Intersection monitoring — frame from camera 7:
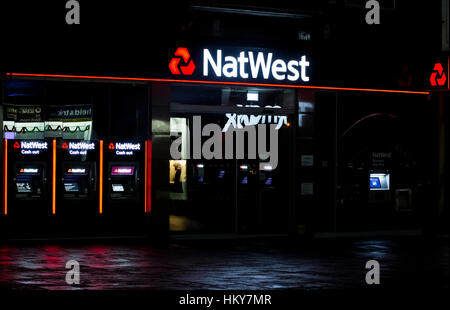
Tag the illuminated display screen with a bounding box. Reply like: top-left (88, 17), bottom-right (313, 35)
top-left (370, 177), bottom-right (381, 188)
top-left (241, 176), bottom-right (248, 184)
top-left (18, 167), bottom-right (40, 174)
top-left (112, 184), bottom-right (125, 192)
top-left (369, 173), bottom-right (390, 191)
top-left (66, 168), bottom-right (87, 175)
top-left (218, 169), bottom-right (225, 179)
top-left (262, 165), bottom-right (273, 171)
top-left (64, 183), bottom-right (80, 193)
top-left (16, 182), bottom-right (32, 193)
top-left (111, 166), bottom-right (135, 176)
top-left (265, 177), bottom-right (273, 186)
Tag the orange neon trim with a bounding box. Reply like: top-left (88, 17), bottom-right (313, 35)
top-left (99, 140), bottom-right (103, 214)
top-left (6, 73), bottom-right (430, 95)
top-left (3, 140), bottom-right (8, 215)
top-left (144, 140), bottom-right (148, 213)
top-left (147, 140), bottom-right (152, 213)
top-left (52, 139), bottom-right (56, 214)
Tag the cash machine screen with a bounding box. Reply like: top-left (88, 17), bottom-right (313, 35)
top-left (16, 182), bottom-right (32, 193)
top-left (369, 173), bottom-right (390, 191)
top-left (64, 183), bottom-right (80, 193)
top-left (15, 165), bottom-right (44, 198)
top-left (112, 184), bottom-right (125, 192)
top-left (109, 165), bottom-right (138, 199)
top-left (239, 165), bottom-right (249, 184)
top-left (62, 165), bottom-right (91, 195)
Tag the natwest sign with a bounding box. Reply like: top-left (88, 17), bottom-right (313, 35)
top-left (169, 46), bottom-right (312, 83)
top-left (68, 141), bottom-right (95, 150)
top-left (20, 141), bottom-right (48, 150)
top-left (115, 142), bottom-right (141, 151)
top-left (13, 140), bottom-right (48, 155)
top-left (203, 49), bottom-right (310, 82)
top-left (108, 142), bottom-right (142, 156)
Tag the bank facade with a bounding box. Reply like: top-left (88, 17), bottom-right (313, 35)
top-left (0, 2), bottom-right (447, 239)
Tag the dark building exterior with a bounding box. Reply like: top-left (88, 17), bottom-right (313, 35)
top-left (0, 1), bottom-right (448, 240)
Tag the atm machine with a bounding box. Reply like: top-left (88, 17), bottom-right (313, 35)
top-left (56, 140), bottom-right (99, 216)
top-left (259, 163), bottom-right (280, 232)
top-left (5, 140), bottom-right (51, 216)
top-left (236, 161), bottom-right (259, 233)
top-left (104, 141), bottom-right (145, 218)
top-left (3, 139), bottom-right (52, 238)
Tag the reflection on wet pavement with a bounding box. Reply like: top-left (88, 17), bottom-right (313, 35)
top-left (0, 238), bottom-right (448, 290)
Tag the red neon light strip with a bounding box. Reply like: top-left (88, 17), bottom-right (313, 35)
top-left (99, 140), bottom-right (103, 214)
top-left (6, 73), bottom-right (430, 95)
top-left (3, 140), bottom-right (7, 215)
top-left (52, 139), bottom-right (56, 214)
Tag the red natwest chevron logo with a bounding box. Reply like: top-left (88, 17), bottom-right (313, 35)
top-left (169, 47), bottom-right (195, 75)
top-left (430, 63), bottom-right (447, 86)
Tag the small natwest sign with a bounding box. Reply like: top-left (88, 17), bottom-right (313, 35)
top-left (428, 57), bottom-right (449, 89)
top-left (430, 63), bottom-right (447, 86)
top-left (108, 142), bottom-right (141, 156)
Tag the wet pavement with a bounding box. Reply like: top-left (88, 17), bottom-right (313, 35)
top-left (0, 237), bottom-right (448, 290)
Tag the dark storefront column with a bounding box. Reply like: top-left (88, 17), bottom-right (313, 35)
top-left (150, 83), bottom-right (171, 240)
top-left (314, 91), bottom-right (338, 233)
top-left (438, 92), bottom-right (448, 234)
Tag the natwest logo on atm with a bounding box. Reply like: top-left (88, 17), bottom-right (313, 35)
top-left (109, 142), bottom-right (141, 156)
top-left (63, 141), bottom-right (96, 155)
top-left (14, 140), bottom-right (48, 155)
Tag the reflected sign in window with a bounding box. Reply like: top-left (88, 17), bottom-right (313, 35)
top-left (369, 173), bottom-right (390, 191)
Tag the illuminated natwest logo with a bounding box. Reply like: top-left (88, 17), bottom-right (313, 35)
top-left (68, 168), bottom-right (86, 174)
top-left (115, 142), bottom-right (141, 151)
top-left (430, 63), bottom-right (447, 86)
top-left (68, 141), bottom-right (95, 150)
top-left (169, 47), bottom-right (311, 82)
top-left (169, 47), bottom-right (196, 75)
top-left (21, 141), bottom-right (48, 150)
top-left (203, 49), bottom-right (310, 82)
